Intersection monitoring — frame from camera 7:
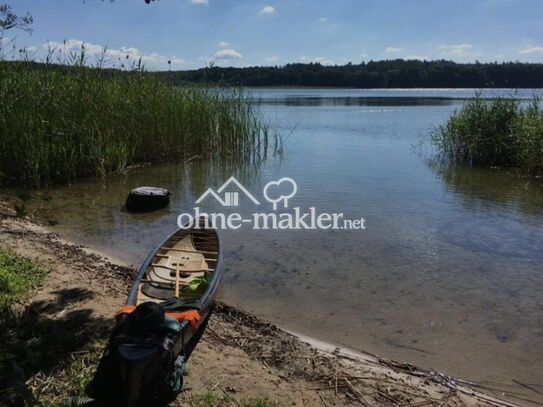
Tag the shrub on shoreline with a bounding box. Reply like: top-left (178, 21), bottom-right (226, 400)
top-left (0, 60), bottom-right (272, 187)
top-left (430, 94), bottom-right (543, 175)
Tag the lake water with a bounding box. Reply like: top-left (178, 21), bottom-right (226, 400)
top-left (16, 88), bottom-right (543, 402)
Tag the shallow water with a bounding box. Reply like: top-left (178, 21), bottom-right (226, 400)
top-left (11, 88), bottom-right (543, 400)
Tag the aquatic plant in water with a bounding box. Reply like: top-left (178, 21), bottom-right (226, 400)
top-left (431, 93), bottom-right (543, 175)
top-left (0, 45), bottom-right (277, 187)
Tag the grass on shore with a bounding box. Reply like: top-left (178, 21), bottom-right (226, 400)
top-left (0, 246), bottom-right (281, 406)
top-left (430, 94), bottom-right (543, 175)
top-left (0, 55), bottom-right (273, 187)
top-left (0, 247), bottom-right (46, 309)
top-left (0, 247), bottom-right (48, 405)
top-left (192, 391), bottom-right (281, 407)
top-left (0, 246), bottom-right (104, 406)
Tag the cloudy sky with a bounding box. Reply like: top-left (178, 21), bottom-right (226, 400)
top-left (5, 0), bottom-right (543, 70)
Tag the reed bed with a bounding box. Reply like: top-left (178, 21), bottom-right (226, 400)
top-left (0, 58), bottom-right (272, 187)
top-left (431, 94), bottom-right (543, 175)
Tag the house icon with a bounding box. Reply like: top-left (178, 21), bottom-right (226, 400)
top-left (195, 176), bottom-right (260, 207)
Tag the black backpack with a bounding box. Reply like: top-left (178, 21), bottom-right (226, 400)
top-left (87, 303), bottom-right (184, 407)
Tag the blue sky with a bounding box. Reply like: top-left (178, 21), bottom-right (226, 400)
top-left (4, 0), bottom-right (543, 70)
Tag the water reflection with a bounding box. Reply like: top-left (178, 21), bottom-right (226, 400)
top-left (429, 159), bottom-right (543, 216)
top-left (255, 96), bottom-right (464, 107)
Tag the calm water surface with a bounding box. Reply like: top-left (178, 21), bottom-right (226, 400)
top-left (16, 89), bottom-right (543, 401)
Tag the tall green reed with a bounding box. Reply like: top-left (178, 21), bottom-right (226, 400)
top-left (0, 46), bottom-right (275, 187)
top-left (430, 93), bottom-right (543, 175)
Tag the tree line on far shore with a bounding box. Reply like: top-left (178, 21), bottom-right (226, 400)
top-left (159, 59), bottom-right (543, 88)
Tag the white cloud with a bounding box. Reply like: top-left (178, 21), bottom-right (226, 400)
top-left (41, 38), bottom-right (183, 67)
top-left (189, 0), bottom-right (208, 4)
top-left (519, 46), bottom-right (543, 54)
top-left (259, 6), bottom-right (276, 14)
top-left (213, 48), bottom-right (242, 59)
top-left (438, 44), bottom-right (473, 56)
top-left (495, 53), bottom-right (506, 59)
top-left (318, 17), bottom-right (328, 23)
top-left (169, 57), bottom-right (186, 64)
top-left (265, 56), bottom-right (278, 62)
top-left (298, 55), bottom-right (334, 65)
top-left (385, 46), bottom-right (403, 53)
top-left (404, 55), bottom-right (428, 61)
top-left (360, 53), bottom-right (369, 58)
top-left (44, 39), bottom-right (101, 55)
top-left (218, 41), bottom-right (230, 47)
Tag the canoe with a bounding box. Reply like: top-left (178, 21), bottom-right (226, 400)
top-left (87, 217), bottom-right (222, 406)
top-left (125, 216), bottom-right (223, 358)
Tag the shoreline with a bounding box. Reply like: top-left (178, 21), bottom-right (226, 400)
top-left (0, 213), bottom-right (530, 406)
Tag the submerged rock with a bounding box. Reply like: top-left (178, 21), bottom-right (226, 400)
top-left (125, 186), bottom-right (171, 212)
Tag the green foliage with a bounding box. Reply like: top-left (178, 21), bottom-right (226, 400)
top-left (0, 4), bottom-right (33, 32)
top-left (191, 392), bottom-right (281, 407)
top-left (0, 251), bottom-right (104, 405)
top-left (240, 397), bottom-right (282, 407)
top-left (431, 95), bottom-right (543, 174)
top-left (187, 274), bottom-right (210, 293)
top-left (0, 59), bottom-right (272, 187)
top-left (160, 60), bottom-right (543, 88)
top-left (513, 99), bottom-right (543, 174)
top-left (193, 391), bottom-right (222, 407)
top-left (35, 341), bottom-right (105, 406)
top-left (1, 317), bottom-right (105, 406)
top-left (0, 248), bottom-right (48, 404)
top-left (0, 247), bottom-right (46, 309)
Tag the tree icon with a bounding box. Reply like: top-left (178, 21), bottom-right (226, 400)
top-left (263, 178), bottom-right (297, 210)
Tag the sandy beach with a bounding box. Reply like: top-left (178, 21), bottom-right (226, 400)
top-left (0, 205), bottom-right (529, 407)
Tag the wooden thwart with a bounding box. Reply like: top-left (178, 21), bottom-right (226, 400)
top-left (151, 263), bottom-right (214, 273)
top-left (140, 278), bottom-right (189, 287)
top-left (155, 253), bottom-right (217, 262)
top-left (160, 247), bottom-right (218, 255)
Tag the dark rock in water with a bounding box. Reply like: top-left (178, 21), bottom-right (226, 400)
top-left (125, 186), bottom-right (171, 212)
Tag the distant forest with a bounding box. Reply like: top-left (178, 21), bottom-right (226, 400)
top-left (159, 60), bottom-right (543, 88)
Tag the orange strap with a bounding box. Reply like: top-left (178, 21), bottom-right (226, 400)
top-left (116, 305), bottom-right (201, 331)
top-left (164, 310), bottom-right (201, 331)
top-left (116, 305), bottom-right (136, 319)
